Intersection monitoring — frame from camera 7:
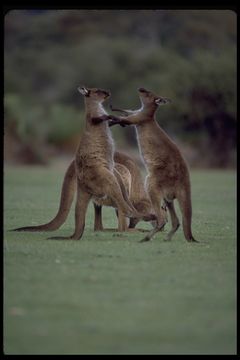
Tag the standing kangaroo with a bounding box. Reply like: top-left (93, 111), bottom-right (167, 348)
top-left (13, 152), bottom-right (150, 233)
top-left (109, 87), bottom-right (197, 243)
top-left (13, 87), bottom-right (154, 240)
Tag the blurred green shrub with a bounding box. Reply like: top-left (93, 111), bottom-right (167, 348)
top-left (5, 94), bottom-right (84, 145)
top-left (46, 104), bottom-right (84, 145)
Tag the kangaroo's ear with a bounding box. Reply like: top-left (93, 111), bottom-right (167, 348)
top-left (77, 86), bottom-right (90, 96)
top-left (155, 97), bottom-right (172, 106)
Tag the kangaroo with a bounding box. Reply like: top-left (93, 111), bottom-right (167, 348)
top-left (109, 87), bottom-right (197, 243)
top-left (12, 154), bottom-right (146, 233)
top-left (94, 151), bottom-right (164, 232)
top-left (13, 86), bottom-right (155, 240)
top-left (113, 151), bottom-right (156, 229)
top-left (93, 162), bottom-right (131, 231)
top-left (12, 158), bottom-right (132, 233)
top-left (12, 154), bottom-right (155, 234)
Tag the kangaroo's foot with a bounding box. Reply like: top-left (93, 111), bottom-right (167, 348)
top-left (47, 235), bottom-right (79, 240)
top-left (187, 236), bottom-right (199, 243)
top-left (95, 228), bottom-right (149, 233)
top-left (139, 222), bottom-right (166, 243)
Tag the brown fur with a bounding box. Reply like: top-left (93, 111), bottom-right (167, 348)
top-left (93, 162), bottom-right (131, 231)
top-left (94, 151), bottom-right (163, 232)
top-left (110, 87), bottom-right (197, 242)
top-left (13, 87), bottom-right (155, 240)
top-left (113, 151), bottom-right (153, 228)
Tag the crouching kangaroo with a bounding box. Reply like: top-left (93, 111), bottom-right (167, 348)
top-left (93, 161), bottom-right (131, 231)
top-left (113, 151), bottom-right (167, 230)
top-left (109, 87), bottom-right (197, 243)
top-left (94, 151), bottom-right (165, 232)
top-left (13, 86), bottom-right (155, 240)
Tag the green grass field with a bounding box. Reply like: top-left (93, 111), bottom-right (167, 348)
top-left (4, 165), bottom-right (236, 355)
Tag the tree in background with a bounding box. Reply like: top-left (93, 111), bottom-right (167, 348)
top-left (4, 9), bottom-right (236, 167)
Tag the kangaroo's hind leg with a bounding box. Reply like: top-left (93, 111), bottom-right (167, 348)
top-left (113, 168), bottom-right (136, 213)
top-left (94, 204), bottom-right (104, 231)
top-left (98, 169), bottom-right (140, 219)
top-left (117, 210), bottom-right (128, 231)
top-left (140, 185), bottom-right (166, 242)
top-left (164, 199), bottom-right (180, 241)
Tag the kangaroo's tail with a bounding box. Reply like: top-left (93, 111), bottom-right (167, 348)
top-left (12, 160), bottom-right (77, 232)
top-left (177, 185), bottom-right (198, 242)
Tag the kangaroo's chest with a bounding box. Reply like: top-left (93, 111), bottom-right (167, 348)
top-left (137, 135), bottom-right (160, 169)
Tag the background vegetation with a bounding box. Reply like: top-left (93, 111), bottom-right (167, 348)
top-left (4, 9), bottom-right (237, 167)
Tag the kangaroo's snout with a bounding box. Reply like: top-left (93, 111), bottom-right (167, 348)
top-left (138, 87), bottom-right (147, 93)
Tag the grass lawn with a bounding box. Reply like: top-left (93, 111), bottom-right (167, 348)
top-left (3, 165), bottom-right (237, 355)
